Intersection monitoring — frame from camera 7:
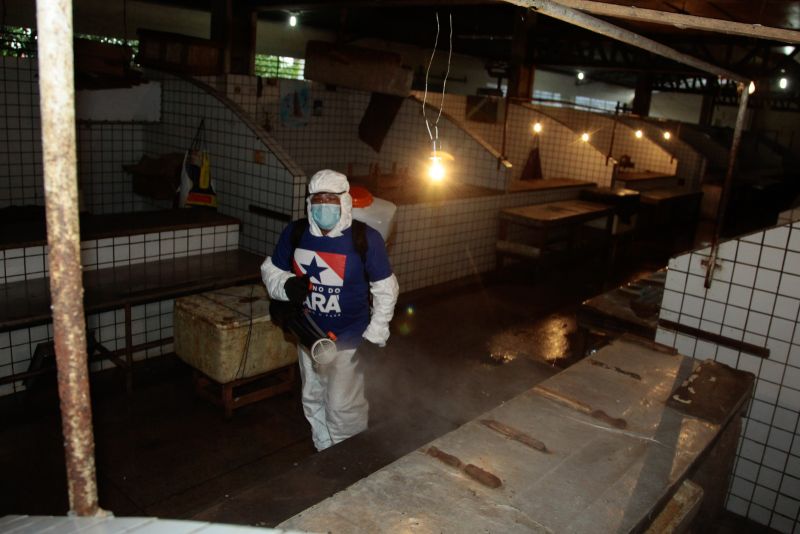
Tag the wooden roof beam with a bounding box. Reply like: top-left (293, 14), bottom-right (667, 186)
top-left (549, 0), bottom-right (800, 44)
top-left (503, 0), bottom-right (749, 82)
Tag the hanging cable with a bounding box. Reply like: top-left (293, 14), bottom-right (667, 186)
top-left (421, 13), bottom-right (441, 144)
top-left (421, 11), bottom-right (453, 158)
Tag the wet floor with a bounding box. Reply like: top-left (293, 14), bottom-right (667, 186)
top-left (1, 259), bottom-right (624, 525)
top-left (7, 249), bottom-right (751, 528)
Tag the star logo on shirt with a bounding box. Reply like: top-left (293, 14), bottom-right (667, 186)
top-left (301, 256), bottom-right (328, 283)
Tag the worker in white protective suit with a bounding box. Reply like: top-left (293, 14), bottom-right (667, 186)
top-left (261, 170), bottom-right (399, 451)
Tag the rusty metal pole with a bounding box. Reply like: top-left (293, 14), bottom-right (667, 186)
top-left (704, 82), bottom-right (750, 287)
top-left (36, 0), bottom-right (101, 516)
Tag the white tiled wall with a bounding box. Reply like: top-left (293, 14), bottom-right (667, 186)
top-left (0, 299), bottom-right (175, 398)
top-left (0, 221), bottom-right (238, 396)
top-left (390, 186), bottom-right (585, 293)
top-left (0, 57), bottom-right (153, 213)
top-left (0, 57), bottom-right (42, 207)
top-left (227, 79), bottom-right (509, 191)
top-left (619, 117), bottom-right (707, 189)
top-left (0, 224), bottom-right (238, 285)
top-left (656, 221), bottom-right (800, 532)
top-left (416, 93), bottom-right (614, 185)
top-left (142, 71), bottom-right (307, 258)
top-left (77, 123), bottom-right (149, 214)
top-left (535, 105), bottom-right (677, 177)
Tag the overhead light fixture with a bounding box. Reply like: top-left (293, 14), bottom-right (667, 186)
top-left (577, 71), bottom-right (585, 81)
top-left (784, 46), bottom-right (795, 56)
top-left (634, 129), bottom-right (644, 139)
top-left (428, 156), bottom-right (445, 182)
top-left (532, 122), bottom-right (542, 134)
top-left (780, 77), bottom-right (789, 90)
top-left (289, 14), bottom-right (298, 27)
top-left (581, 132), bottom-right (590, 142)
top-left (748, 81), bottom-right (756, 95)
top-left (426, 150), bottom-right (454, 183)
top-left (663, 131), bottom-right (671, 140)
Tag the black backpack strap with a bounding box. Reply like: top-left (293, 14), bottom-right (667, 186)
top-left (351, 219), bottom-right (369, 267)
top-left (290, 218), bottom-right (309, 254)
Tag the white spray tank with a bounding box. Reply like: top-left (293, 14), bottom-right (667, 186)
top-left (350, 186), bottom-right (397, 242)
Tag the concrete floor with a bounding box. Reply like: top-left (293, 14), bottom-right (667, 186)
top-left (0, 250), bottom-right (776, 533)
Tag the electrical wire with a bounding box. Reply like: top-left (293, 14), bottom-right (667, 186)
top-left (234, 285), bottom-right (256, 380)
top-left (421, 12), bottom-right (441, 143)
top-left (198, 287), bottom-right (256, 381)
top-left (421, 12), bottom-right (453, 153)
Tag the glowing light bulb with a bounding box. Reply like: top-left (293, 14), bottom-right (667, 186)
top-left (780, 77), bottom-right (788, 90)
top-left (748, 81), bottom-right (756, 95)
top-left (634, 129), bottom-right (643, 139)
top-left (581, 132), bottom-right (590, 142)
top-left (577, 71), bottom-right (585, 81)
top-left (663, 131), bottom-right (671, 140)
top-left (428, 157), bottom-right (445, 182)
top-left (289, 14), bottom-right (297, 27)
top-left (532, 122), bottom-right (542, 134)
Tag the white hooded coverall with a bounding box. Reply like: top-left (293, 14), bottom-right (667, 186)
top-left (261, 170), bottom-right (399, 451)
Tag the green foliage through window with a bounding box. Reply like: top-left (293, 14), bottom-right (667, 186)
top-left (1, 26), bottom-right (138, 60)
top-left (255, 55), bottom-right (304, 80)
top-left (1, 26), bottom-right (36, 57)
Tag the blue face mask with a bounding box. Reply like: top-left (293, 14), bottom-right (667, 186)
top-left (310, 204), bottom-right (341, 230)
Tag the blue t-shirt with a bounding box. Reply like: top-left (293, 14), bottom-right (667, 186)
top-left (271, 222), bottom-right (393, 349)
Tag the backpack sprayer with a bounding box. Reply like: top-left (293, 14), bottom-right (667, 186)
top-left (269, 299), bottom-right (338, 366)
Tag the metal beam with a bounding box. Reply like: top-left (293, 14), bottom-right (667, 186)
top-left (503, 0), bottom-right (749, 83)
top-left (706, 82), bottom-right (750, 288)
top-left (36, 0), bottom-right (101, 518)
top-left (551, 0), bottom-right (800, 44)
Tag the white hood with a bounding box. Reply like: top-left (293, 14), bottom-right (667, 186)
top-left (306, 169), bottom-right (353, 238)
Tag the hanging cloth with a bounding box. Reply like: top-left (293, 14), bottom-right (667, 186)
top-left (180, 119), bottom-right (218, 208)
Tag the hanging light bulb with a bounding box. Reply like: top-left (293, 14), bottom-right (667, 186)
top-left (581, 132), bottom-right (590, 142)
top-left (428, 155), bottom-right (445, 182)
top-left (780, 77), bottom-right (789, 90)
top-left (663, 131), bottom-right (672, 140)
top-left (577, 71), bottom-right (585, 81)
top-left (748, 81), bottom-right (756, 95)
top-left (634, 129), bottom-right (644, 139)
top-left (532, 122), bottom-right (542, 134)
top-left (289, 14), bottom-right (298, 27)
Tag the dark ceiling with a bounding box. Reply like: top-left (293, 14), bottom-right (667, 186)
top-left (147, 0), bottom-right (800, 96)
